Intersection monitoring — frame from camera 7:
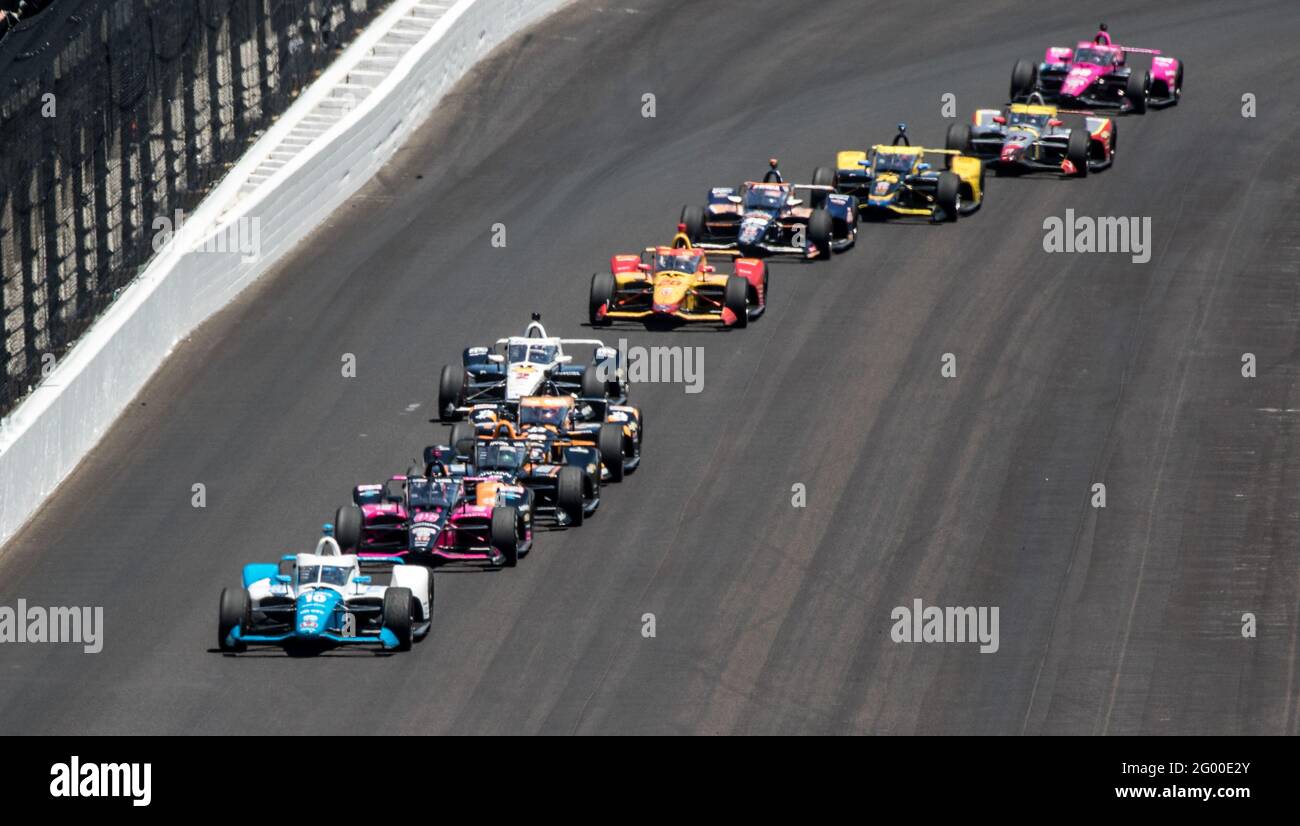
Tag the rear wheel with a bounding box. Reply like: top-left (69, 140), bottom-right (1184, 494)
top-left (557, 466), bottom-right (585, 526)
top-left (589, 271), bottom-right (615, 326)
top-left (1010, 59), bottom-right (1037, 100)
top-left (680, 205), bottom-right (705, 242)
top-left (449, 422), bottom-right (476, 460)
top-left (218, 588), bottom-right (250, 653)
top-left (491, 506), bottom-right (520, 567)
top-left (382, 587), bottom-right (413, 650)
top-left (581, 365), bottom-right (607, 401)
top-left (1126, 71), bottom-right (1148, 114)
top-left (335, 504), bottom-right (363, 551)
top-left (599, 422), bottom-right (625, 483)
top-left (935, 172), bottom-right (960, 222)
top-left (808, 208), bottom-right (833, 258)
top-left (438, 365), bottom-right (465, 421)
top-left (945, 123), bottom-right (972, 155)
top-left (1066, 129), bottom-right (1089, 177)
top-left (810, 166), bottom-right (835, 207)
top-left (724, 275), bottom-right (748, 328)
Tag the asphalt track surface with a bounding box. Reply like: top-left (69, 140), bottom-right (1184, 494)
top-left (1, 0), bottom-right (1299, 735)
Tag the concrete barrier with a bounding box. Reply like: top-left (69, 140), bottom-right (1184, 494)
top-left (0, 0), bottom-right (574, 546)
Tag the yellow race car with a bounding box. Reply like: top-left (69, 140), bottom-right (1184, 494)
top-left (825, 123), bottom-right (984, 222)
top-left (589, 228), bottom-right (767, 329)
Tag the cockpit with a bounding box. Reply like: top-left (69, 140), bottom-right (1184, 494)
top-left (507, 342), bottom-right (559, 365)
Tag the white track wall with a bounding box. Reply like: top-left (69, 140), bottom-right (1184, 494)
top-left (0, 0), bottom-right (573, 546)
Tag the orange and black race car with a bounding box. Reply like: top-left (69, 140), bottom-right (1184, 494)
top-left (588, 228), bottom-right (766, 329)
top-left (447, 395), bottom-right (638, 527)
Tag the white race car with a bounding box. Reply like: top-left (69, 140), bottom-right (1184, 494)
top-left (217, 531), bottom-right (433, 653)
top-left (437, 314), bottom-right (627, 420)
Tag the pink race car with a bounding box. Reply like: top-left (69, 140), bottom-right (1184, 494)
top-left (334, 467), bottom-right (533, 568)
top-left (1010, 23), bottom-right (1183, 114)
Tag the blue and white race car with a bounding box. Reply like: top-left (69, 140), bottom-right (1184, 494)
top-left (217, 528), bottom-right (433, 653)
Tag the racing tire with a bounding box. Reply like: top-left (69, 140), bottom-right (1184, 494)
top-left (935, 172), bottom-right (960, 223)
top-left (680, 205), bottom-right (706, 243)
top-left (334, 504), bottom-right (363, 551)
top-left (1066, 129), bottom-right (1089, 178)
top-left (382, 587), bottom-right (413, 651)
top-left (810, 166), bottom-right (835, 208)
top-left (449, 422), bottom-right (477, 460)
top-left (491, 506), bottom-right (520, 568)
top-left (598, 422), bottom-right (625, 483)
top-left (589, 271), bottom-right (615, 327)
top-left (1126, 71), bottom-right (1149, 114)
top-left (218, 587), bottom-right (250, 653)
top-left (557, 466), bottom-right (586, 527)
top-left (1010, 59), bottom-right (1037, 100)
top-left (808, 208), bottom-right (833, 258)
top-left (724, 275), bottom-right (749, 328)
top-left (1174, 64), bottom-right (1183, 104)
top-left (945, 123), bottom-right (972, 156)
top-left (581, 365), bottom-right (607, 401)
top-left (438, 364), bottom-right (465, 422)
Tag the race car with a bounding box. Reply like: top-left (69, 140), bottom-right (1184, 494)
top-left (452, 395), bottom-right (629, 526)
top-left (437, 315), bottom-right (626, 421)
top-left (461, 392), bottom-right (642, 480)
top-left (681, 158), bottom-right (857, 259)
top-left (590, 228), bottom-right (766, 329)
top-left (217, 527), bottom-right (433, 653)
top-left (334, 470), bottom-right (532, 568)
top-left (1010, 24), bottom-right (1183, 114)
top-left (947, 97), bottom-right (1116, 177)
top-left (830, 124), bottom-right (984, 221)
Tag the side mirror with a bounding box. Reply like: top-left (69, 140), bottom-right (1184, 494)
top-left (917, 163), bottom-right (931, 172)
top-left (557, 355), bottom-right (572, 364)
top-left (487, 354), bottom-right (505, 363)
top-left (275, 574), bottom-right (292, 584)
top-left (727, 195), bottom-right (742, 204)
top-left (993, 115), bottom-right (1007, 124)
top-left (354, 575), bottom-right (371, 585)
top-left (1048, 118), bottom-right (1063, 127)
top-left (637, 263), bottom-right (651, 272)
top-left (703, 265), bottom-right (715, 273)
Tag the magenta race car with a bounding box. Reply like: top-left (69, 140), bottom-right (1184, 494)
top-left (1010, 23), bottom-right (1183, 114)
top-left (334, 468), bottom-right (533, 568)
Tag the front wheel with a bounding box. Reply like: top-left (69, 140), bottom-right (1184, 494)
top-left (491, 506), bottom-right (520, 567)
top-left (1126, 71), bottom-right (1149, 114)
top-left (382, 587), bottom-right (413, 650)
top-left (724, 275), bottom-right (748, 328)
top-left (808, 208), bottom-right (833, 258)
top-left (438, 364), bottom-right (465, 421)
top-left (599, 422), bottom-right (625, 483)
top-left (935, 172), bottom-right (960, 222)
top-left (1066, 129), bottom-right (1089, 177)
top-left (218, 588), bottom-right (250, 652)
top-left (589, 271), bottom-right (615, 326)
top-left (556, 466), bottom-right (586, 527)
